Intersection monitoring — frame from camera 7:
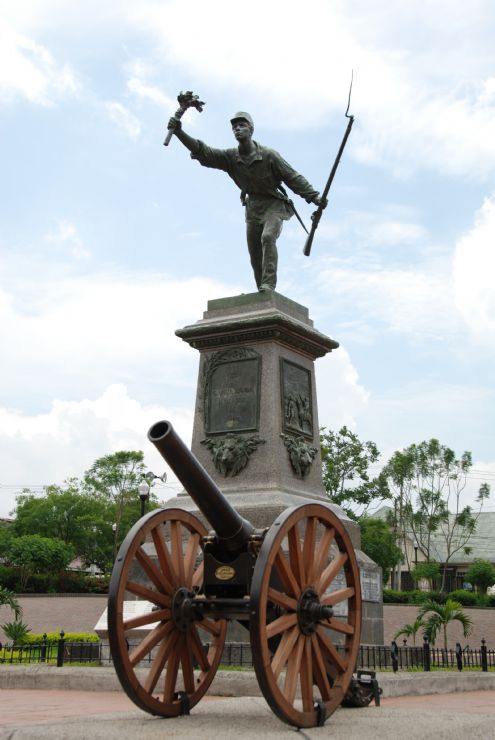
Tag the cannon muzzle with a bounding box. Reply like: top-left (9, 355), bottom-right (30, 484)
top-left (148, 420), bottom-right (254, 553)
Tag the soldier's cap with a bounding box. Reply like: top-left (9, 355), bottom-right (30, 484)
top-left (230, 111), bottom-right (254, 128)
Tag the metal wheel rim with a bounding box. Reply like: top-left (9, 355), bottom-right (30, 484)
top-left (250, 503), bottom-right (361, 728)
top-left (108, 508), bottom-right (226, 716)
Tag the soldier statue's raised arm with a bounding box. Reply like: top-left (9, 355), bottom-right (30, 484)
top-left (167, 112), bottom-right (326, 292)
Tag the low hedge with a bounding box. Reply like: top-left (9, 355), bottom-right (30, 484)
top-left (22, 631), bottom-right (100, 645)
top-left (0, 567), bottom-right (109, 594)
top-left (383, 588), bottom-right (493, 606)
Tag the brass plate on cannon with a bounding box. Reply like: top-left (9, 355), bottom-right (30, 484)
top-left (215, 565), bottom-right (236, 581)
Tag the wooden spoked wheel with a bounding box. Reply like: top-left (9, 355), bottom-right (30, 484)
top-left (250, 503), bottom-right (361, 728)
top-left (108, 508), bottom-right (226, 717)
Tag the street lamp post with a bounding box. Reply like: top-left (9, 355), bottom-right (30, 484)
top-left (138, 471), bottom-right (167, 519)
top-left (112, 522), bottom-right (117, 561)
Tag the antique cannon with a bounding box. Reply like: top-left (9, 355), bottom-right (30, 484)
top-left (108, 420), bottom-right (362, 728)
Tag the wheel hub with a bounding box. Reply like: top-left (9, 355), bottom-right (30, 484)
top-left (297, 587), bottom-right (334, 635)
top-left (172, 587), bottom-right (196, 632)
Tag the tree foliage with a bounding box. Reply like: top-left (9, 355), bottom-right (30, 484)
top-left (464, 559), bottom-right (495, 593)
top-left (12, 450), bottom-right (162, 574)
top-left (417, 598), bottom-right (473, 650)
top-left (411, 561), bottom-right (441, 590)
top-left (6, 535), bottom-right (74, 590)
top-left (320, 426), bottom-right (389, 519)
top-left (0, 586), bottom-right (22, 620)
top-left (359, 518), bottom-right (402, 584)
top-left (382, 439), bottom-right (490, 591)
top-left (393, 615), bottom-right (425, 646)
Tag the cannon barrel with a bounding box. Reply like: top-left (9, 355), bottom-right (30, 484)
top-left (148, 420), bottom-right (254, 553)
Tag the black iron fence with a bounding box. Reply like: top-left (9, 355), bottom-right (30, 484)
top-left (1, 632), bottom-right (494, 672)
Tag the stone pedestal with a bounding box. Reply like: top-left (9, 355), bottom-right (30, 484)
top-left (165, 290), bottom-right (383, 645)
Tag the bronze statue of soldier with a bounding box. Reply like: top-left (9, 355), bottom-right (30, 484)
top-left (167, 111), bottom-right (326, 292)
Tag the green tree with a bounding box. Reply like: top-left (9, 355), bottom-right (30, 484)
top-left (13, 481), bottom-right (114, 574)
top-left (84, 450), bottom-right (160, 555)
top-left (0, 586), bottom-right (22, 620)
top-left (6, 535), bottom-right (74, 590)
top-left (382, 439), bottom-right (490, 592)
top-left (464, 559), bottom-right (495, 593)
top-left (418, 598), bottom-right (473, 651)
top-left (320, 427), bottom-right (389, 519)
top-left (359, 517), bottom-right (402, 584)
top-left (393, 616), bottom-right (425, 646)
top-left (411, 561), bottom-right (441, 591)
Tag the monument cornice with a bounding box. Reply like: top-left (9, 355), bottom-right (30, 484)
top-left (176, 311), bottom-right (338, 360)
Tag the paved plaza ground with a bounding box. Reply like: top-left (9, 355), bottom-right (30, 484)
top-left (0, 690), bottom-right (494, 739)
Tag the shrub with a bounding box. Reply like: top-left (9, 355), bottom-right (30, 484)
top-left (448, 589), bottom-right (478, 606)
top-left (2, 620), bottom-right (31, 644)
top-left (383, 589), bottom-right (410, 603)
top-left (23, 631), bottom-right (100, 645)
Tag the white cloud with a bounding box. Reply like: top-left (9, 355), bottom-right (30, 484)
top-left (0, 264), bottom-right (238, 414)
top-left (0, 18), bottom-right (78, 105)
top-left (453, 194), bottom-right (495, 340)
top-left (3, 2), bottom-right (495, 176)
top-left (0, 384), bottom-right (191, 517)
top-left (104, 101), bottom-right (142, 140)
top-left (126, 0), bottom-right (495, 179)
top-left (44, 221), bottom-right (90, 259)
top-left (316, 347), bottom-right (369, 430)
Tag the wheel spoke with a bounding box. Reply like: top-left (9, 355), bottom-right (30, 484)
top-left (170, 521), bottom-right (185, 584)
top-left (184, 533), bottom-right (201, 587)
top-left (266, 612), bottom-right (298, 640)
top-left (308, 526), bottom-right (335, 587)
top-left (288, 524), bottom-right (305, 589)
top-left (320, 618), bottom-right (355, 635)
top-left (129, 621), bottom-right (174, 667)
top-left (190, 625), bottom-right (211, 673)
top-left (181, 635), bottom-right (195, 694)
top-left (283, 633), bottom-right (305, 704)
top-left (270, 624), bottom-right (300, 679)
top-left (275, 551), bottom-right (301, 599)
top-left (151, 527), bottom-right (178, 585)
top-left (299, 636), bottom-right (314, 713)
top-left (123, 607), bottom-right (170, 631)
top-left (302, 516), bottom-right (317, 584)
top-left (163, 634), bottom-right (182, 703)
top-left (135, 546), bottom-right (174, 594)
top-left (197, 617), bottom-right (223, 637)
top-left (315, 626), bottom-right (347, 673)
top-left (267, 587), bottom-right (297, 612)
top-left (310, 633), bottom-right (332, 701)
top-left (125, 581), bottom-right (170, 607)
top-left (321, 586), bottom-right (354, 606)
top-left (192, 561), bottom-right (204, 589)
top-left (317, 552), bottom-right (348, 594)
top-left (143, 630), bottom-right (179, 694)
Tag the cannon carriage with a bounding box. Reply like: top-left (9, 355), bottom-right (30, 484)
top-left (108, 420), bottom-right (362, 729)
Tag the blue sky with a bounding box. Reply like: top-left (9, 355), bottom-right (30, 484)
top-left (1, 0), bottom-right (494, 517)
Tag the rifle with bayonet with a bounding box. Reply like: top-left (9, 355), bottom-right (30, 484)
top-left (303, 77), bottom-right (355, 257)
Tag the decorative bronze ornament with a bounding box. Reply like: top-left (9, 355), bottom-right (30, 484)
top-left (202, 433), bottom-right (265, 477)
top-left (281, 433), bottom-right (318, 479)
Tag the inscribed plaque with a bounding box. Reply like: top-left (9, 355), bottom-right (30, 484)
top-left (204, 348), bottom-right (261, 434)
